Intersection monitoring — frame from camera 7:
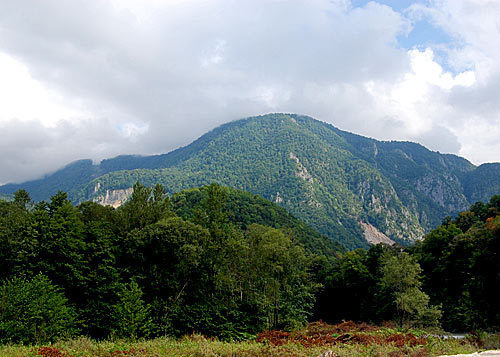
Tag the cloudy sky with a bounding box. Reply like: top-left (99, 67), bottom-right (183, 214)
top-left (0, 0), bottom-right (499, 184)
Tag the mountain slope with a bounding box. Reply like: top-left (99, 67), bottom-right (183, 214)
top-left (462, 163), bottom-right (500, 204)
top-left (1, 113), bottom-right (498, 249)
top-left (79, 114), bottom-right (426, 248)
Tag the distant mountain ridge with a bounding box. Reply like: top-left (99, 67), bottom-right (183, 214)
top-left (1, 113), bottom-right (499, 249)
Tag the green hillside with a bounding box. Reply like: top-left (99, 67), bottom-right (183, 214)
top-left (170, 185), bottom-right (344, 257)
top-left (78, 114), bottom-right (424, 249)
top-left (463, 163), bottom-right (500, 204)
top-left (1, 113), bottom-right (498, 249)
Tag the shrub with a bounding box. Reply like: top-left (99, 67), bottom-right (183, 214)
top-left (111, 280), bottom-right (153, 340)
top-left (0, 273), bottom-right (78, 344)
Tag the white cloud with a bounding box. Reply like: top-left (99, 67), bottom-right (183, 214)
top-left (0, 53), bottom-right (87, 126)
top-left (405, 0), bottom-right (500, 161)
top-left (363, 48), bottom-right (475, 138)
top-left (0, 0), bottom-right (499, 184)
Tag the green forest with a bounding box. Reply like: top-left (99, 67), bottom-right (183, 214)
top-left (3, 114), bottom-right (499, 252)
top-left (0, 183), bottom-right (499, 346)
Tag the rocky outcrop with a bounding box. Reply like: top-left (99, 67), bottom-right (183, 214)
top-left (290, 152), bottom-right (314, 183)
top-left (290, 151), bottom-right (321, 208)
top-left (416, 174), bottom-right (469, 213)
top-left (360, 221), bottom-right (395, 245)
top-left (94, 188), bottom-right (133, 208)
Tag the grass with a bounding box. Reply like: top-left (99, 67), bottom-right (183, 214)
top-left (0, 322), bottom-right (494, 357)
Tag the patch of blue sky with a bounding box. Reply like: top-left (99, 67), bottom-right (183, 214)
top-left (350, 0), bottom-right (422, 12)
top-left (397, 17), bottom-right (453, 49)
top-left (351, 1), bottom-right (459, 73)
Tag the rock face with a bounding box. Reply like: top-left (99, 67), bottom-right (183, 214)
top-left (94, 188), bottom-right (133, 208)
top-left (415, 174), bottom-right (469, 213)
top-left (290, 152), bottom-right (314, 183)
top-left (359, 221), bottom-right (395, 245)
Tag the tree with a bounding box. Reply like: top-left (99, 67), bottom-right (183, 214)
top-left (244, 224), bottom-right (315, 330)
top-left (13, 189), bottom-right (31, 211)
top-left (0, 274), bottom-right (77, 344)
top-left (120, 217), bottom-right (210, 336)
top-left (24, 191), bottom-right (86, 303)
top-left (112, 280), bottom-right (153, 340)
top-left (324, 249), bottom-right (374, 322)
top-left (380, 252), bottom-right (441, 327)
top-left (118, 182), bottom-right (172, 231)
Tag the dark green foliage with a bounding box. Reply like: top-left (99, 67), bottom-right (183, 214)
top-left (171, 185), bottom-right (344, 258)
top-left (121, 217), bottom-right (211, 336)
top-left (314, 244), bottom-right (397, 325)
top-left (0, 274), bottom-right (77, 344)
top-left (76, 201), bottom-right (122, 337)
top-left (0, 185), bottom-right (323, 342)
top-left (316, 197), bottom-right (499, 331)
top-left (411, 195), bottom-right (500, 331)
top-left (117, 182), bottom-right (173, 231)
top-left (13, 189), bottom-right (31, 210)
top-left (0, 183), bottom-right (498, 343)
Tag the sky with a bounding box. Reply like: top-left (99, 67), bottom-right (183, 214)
top-left (0, 0), bottom-right (499, 184)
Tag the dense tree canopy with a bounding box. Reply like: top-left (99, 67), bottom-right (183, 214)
top-left (0, 183), bottom-right (321, 342)
top-left (0, 185), bottom-right (498, 344)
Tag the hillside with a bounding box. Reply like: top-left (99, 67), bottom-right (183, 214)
top-left (170, 185), bottom-right (344, 257)
top-left (1, 113), bottom-right (498, 249)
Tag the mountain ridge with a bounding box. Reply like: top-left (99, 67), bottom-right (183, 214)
top-left (1, 113), bottom-right (499, 249)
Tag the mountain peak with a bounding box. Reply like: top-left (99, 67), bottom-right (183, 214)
top-left (1, 113), bottom-right (498, 250)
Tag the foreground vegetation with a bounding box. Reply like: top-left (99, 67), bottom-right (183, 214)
top-left (3, 321), bottom-right (498, 357)
top-left (0, 183), bottom-right (498, 346)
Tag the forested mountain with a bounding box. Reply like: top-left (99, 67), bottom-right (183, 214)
top-left (1, 113), bottom-right (498, 249)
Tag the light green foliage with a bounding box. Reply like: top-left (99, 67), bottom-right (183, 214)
top-left (380, 252), bottom-right (441, 327)
top-left (171, 185), bottom-right (343, 258)
top-left (117, 182), bottom-right (172, 231)
top-left (0, 273), bottom-right (77, 344)
top-left (112, 280), bottom-right (153, 340)
top-left (3, 114), bottom-right (495, 250)
top-left (2, 114), bottom-right (497, 250)
top-left (244, 224), bottom-right (315, 330)
top-left (9, 113), bottom-right (487, 249)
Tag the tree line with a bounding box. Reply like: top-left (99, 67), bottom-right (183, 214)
top-left (0, 183), bottom-right (498, 344)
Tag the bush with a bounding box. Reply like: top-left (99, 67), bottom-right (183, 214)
top-left (111, 280), bottom-right (153, 340)
top-left (0, 273), bottom-right (78, 344)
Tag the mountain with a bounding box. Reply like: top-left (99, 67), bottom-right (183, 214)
top-left (1, 113), bottom-right (498, 249)
top-left (0, 193), bottom-right (12, 201)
